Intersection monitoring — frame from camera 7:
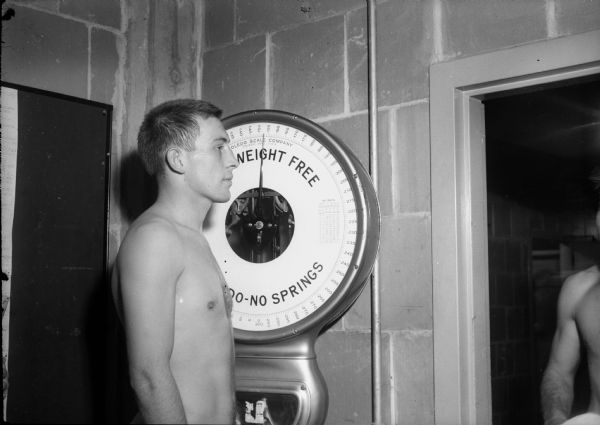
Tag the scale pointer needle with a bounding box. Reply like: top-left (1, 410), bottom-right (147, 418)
top-left (257, 134), bottom-right (265, 216)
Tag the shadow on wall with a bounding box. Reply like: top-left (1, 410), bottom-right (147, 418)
top-left (84, 274), bottom-right (137, 423)
top-left (118, 151), bottom-right (157, 222)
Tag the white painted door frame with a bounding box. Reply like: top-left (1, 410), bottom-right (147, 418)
top-left (430, 30), bottom-right (600, 425)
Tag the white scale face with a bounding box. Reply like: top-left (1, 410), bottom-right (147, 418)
top-left (204, 111), bottom-right (371, 340)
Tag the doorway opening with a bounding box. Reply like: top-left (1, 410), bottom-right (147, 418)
top-left (431, 30), bottom-right (600, 424)
top-left (484, 77), bottom-right (600, 425)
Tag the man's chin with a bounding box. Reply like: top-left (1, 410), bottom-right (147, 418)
top-left (214, 192), bottom-right (232, 204)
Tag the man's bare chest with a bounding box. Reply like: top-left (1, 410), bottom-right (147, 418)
top-left (175, 235), bottom-right (232, 316)
top-left (576, 284), bottom-right (600, 356)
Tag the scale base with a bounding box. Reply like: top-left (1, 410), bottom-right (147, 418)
top-left (235, 339), bottom-right (328, 425)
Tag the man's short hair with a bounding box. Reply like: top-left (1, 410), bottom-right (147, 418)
top-left (137, 99), bottom-right (223, 176)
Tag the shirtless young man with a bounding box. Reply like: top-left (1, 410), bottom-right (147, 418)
top-left (541, 172), bottom-right (600, 425)
top-left (111, 99), bottom-right (239, 424)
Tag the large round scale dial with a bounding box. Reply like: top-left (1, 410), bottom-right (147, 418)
top-left (204, 110), bottom-right (379, 343)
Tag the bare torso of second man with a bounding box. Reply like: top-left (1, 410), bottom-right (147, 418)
top-left (573, 266), bottom-right (600, 415)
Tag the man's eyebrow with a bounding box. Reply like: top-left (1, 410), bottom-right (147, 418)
top-left (212, 137), bottom-right (229, 144)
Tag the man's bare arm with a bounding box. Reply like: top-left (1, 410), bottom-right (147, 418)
top-left (118, 221), bottom-right (187, 424)
top-left (541, 276), bottom-right (583, 425)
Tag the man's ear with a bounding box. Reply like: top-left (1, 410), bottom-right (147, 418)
top-left (165, 148), bottom-right (185, 174)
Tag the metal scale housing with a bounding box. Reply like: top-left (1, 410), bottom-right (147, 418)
top-left (205, 110), bottom-right (380, 425)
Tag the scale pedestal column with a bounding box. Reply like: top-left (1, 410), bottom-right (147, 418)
top-left (235, 331), bottom-right (328, 425)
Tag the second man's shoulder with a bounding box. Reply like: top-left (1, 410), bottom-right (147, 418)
top-left (560, 265), bottom-right (600, 301)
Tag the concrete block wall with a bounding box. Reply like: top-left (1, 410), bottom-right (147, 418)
top-left (2, 0), bottom-right (121, 103)
top-left (202, 1), bottom-right (600, 424)
top-left (3, 0), bottom-right (600, 423)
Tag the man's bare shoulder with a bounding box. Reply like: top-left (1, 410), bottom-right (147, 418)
top-left (563, 265), bottom-right (599, 291)
top-left (117, 211), bottom-right (184, 267)
top-left (559, 266), bottom-right (600, 310)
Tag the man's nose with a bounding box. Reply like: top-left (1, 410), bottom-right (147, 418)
top-left (226, 145), bottom-right (239, 169)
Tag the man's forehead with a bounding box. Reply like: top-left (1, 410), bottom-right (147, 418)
top-left (196, 116), bottom-right (226, 132)
top-left (194, 116), bottom-right (230, 143)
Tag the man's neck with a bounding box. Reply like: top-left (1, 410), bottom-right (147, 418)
top-left (154, 184), bottom-right (212, 231)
